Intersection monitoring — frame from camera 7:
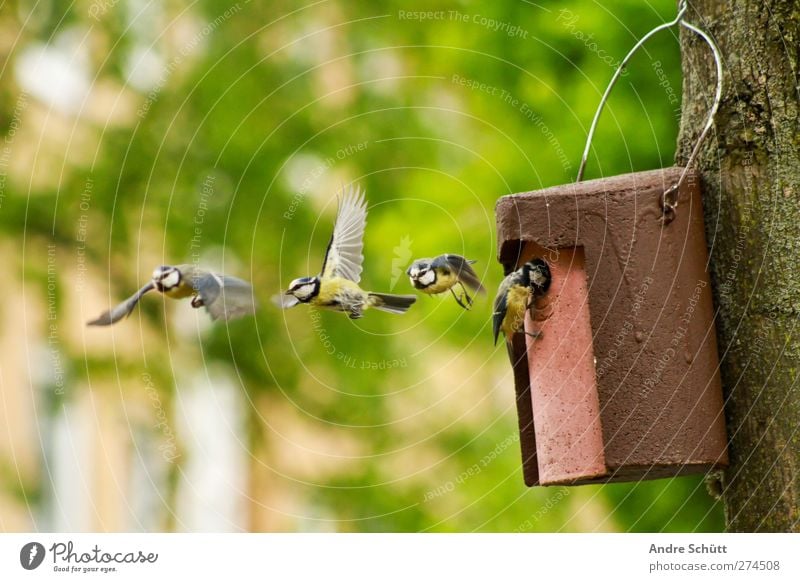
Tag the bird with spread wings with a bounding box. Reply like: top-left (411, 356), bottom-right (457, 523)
top-left (87, 265), bottom-right (257, 326)
top-left (275, 185), bottom-right (416, 319)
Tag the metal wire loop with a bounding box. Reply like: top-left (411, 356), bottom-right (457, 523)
top-left (575, 2), bottom-right (722, 225)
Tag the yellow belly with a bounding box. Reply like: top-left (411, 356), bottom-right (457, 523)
top-left (163, 282), bottom-right (196, 299)
top-left (312, 278), bottom-right (368, 311)
top-left (422, 271), bottom-right (458, 295)
top-left (502, 285), bottom-right (530, 338)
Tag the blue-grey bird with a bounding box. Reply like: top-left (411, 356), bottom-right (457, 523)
top-left (274, 185), bottom-right (417, 319)
top-left (493, 258), bottom-right (551, 346)
top-left (87, 265), bottom-right (256, 326)
top-left (406, 254), bottom-right (485, 309)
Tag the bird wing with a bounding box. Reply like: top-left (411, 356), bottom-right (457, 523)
top-left (434, 254), bottom-right (485, 293)
top-left (87, 282), bottom-right (156, 326)
top-left (320, 185), bottom-right (367, 283)
top-left (492, 287), bottom-right (508, 346)
top-left (189, 270), bottom-right (258, 321)
top-left (272, 294), bottom-right (300, 309)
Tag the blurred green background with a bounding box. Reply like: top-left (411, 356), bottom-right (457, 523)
top-left (0, 0), bottom-right (723, 532)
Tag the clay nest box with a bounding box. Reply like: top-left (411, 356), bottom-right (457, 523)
top-left (495, 167), bottom-right (728, 486)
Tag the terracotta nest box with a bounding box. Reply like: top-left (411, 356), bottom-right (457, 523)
top-left (496, 167), bottom-right (728, 486)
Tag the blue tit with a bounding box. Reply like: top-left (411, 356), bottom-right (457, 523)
top-left (406, 254), bottom-right (485, 309)
top-left (274, 185), bottom-right (417, 319)
top-left (87, 264), bottom-right (257, 326)
top-left (493, 258), bottom-right (551, 346)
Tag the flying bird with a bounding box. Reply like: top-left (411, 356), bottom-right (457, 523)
top-left (493, 258), bottom-right (551, 346)
top-left (406, 254), bottom-right (485, 309)
top-left (274, 185), bottom-right (417, 319)
top-left (87, 265), bottom-right (257, 326)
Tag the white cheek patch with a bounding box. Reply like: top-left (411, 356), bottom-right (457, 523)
top-left (419, 270), bottom-right (435, 285)
top-left (161, 271), bottom-right (180, 289)
top-left (294, 283), bottom-right (315, 299)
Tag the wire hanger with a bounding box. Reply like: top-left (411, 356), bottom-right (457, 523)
top-left (575, 0), bottom-right (723, 224)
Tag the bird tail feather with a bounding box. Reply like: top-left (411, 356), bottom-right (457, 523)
top-left (368, 292), bottom-right (417, 314)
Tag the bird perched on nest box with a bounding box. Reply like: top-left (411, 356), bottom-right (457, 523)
top-left (406, 254), bottom-right (485, 309)
top-left (493, 258), bottom-right (551, 346)
top-left (87, 265), bottom-right (257, 326)
top-left (274, 185), bottom-right (417, 319)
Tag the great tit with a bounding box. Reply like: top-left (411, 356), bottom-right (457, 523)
top-left (406, 254), bottom-right (485, 309)
top-left (87, 265), bottom-right (257, 326)
top-left (274, 185), bottom-right (417, 319)
top-left (492, 258), bottom-right (551, 346)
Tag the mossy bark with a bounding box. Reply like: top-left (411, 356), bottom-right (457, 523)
top-left (677, 0), bottom-right (800, 531)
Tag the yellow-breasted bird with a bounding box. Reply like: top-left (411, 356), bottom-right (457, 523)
top-left (87, 265), bottom-right (257, 325)
top-left (274, 185), bottom-right (417, 319)
top-left (492, 258), bottom-right (551, 346)
top-left (406, 254), bottom-right (485, 309)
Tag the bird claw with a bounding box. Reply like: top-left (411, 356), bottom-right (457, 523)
top-left (450, 284), bottom-right (473, 310)
top-left (454, 294), bottom-right (471, 310)
top-left (191, 296), bottom-right (205, 309)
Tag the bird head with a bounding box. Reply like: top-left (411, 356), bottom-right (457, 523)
top-left (286, 276), bottom-right (320, 302)
top-left (407, 260), bottom-right (436, 289)
top-left (522, 259), bottom-right (551, 295)
top-left (152, 265), bottom-right (182, 292)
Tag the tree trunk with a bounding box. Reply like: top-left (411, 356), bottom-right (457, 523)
top-left (677, 0), bottom-right (800, 531)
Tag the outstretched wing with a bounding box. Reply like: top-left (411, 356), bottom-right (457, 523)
top-left (87, 282), bottom-right (156, 326)
top-left (320, 185), bottom-right (367, 282)
top-left (190, 271), bottom-right (258, 321)
top-left (434, 254), bottom-right (485, 293)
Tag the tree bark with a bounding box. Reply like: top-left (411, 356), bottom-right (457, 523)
top-left (677, 0), bottom-right (800, 531)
